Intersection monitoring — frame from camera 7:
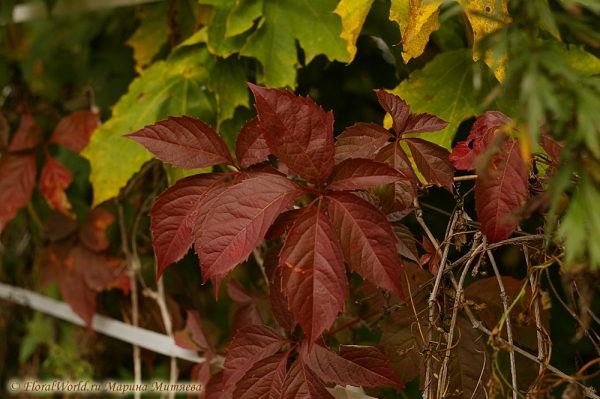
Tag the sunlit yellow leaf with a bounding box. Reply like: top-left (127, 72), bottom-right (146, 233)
top-left (125, 3), bottom-right (169, 71)
top-left (389, 0), bottom-right (442, 63)
top-left (458, 0), bottom-right (512, 82)
top-left (333, 0), bottom-right (375, 63)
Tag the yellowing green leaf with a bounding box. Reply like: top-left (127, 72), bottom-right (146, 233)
top-left (209, 56), bottom-right (250, 126)
top-left (163, 164), bottom-right (212, 186)
top-left (333, 0), bottom-right (375, 63)
top-left (125, 2), bottom-right (169, 71)
top-left (226, 0), bottom-right (264, 38)
top-left (550, 42), bottom-right (600, 76)
top-left (389, 0), bottom-right (442, 63)
top-left (82, 46), bottom-right (217, 207)
top-left (457, 0), bottom-right (512, 82)
top-left (240, 0), bottom-right (349, 88)
top-left (392, 49), bottom-right (517, 149)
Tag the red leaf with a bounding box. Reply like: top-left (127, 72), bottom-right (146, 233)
top-left (475, 140), bottom-right (528, 242)
top-left (125, 115), bottom-right (234, 170)
top-left (249, 83), bottom-right (335, 185)
top-left (59, 255), bottom-right (97, 330)
top-left (49, 110), bottom-right (100, 152)
top-left (403, 113), bottom-right (449, 134)
top-left (39, 154), bottom-right (73, 215)
top-left (235, 117), bottom-right (270, 167)
top-left (0, 154), bottom-right (37, 234)
top-left (70, 244), bottom-right (120, 292)
top-left (404, 138), bottom-right (454, 191)
top-left (326, 158), bottom-right (406, 191)
top-left (223, 324), bottom-right (289, 389)
top-left (393, 223), bottom-right (419, 263)
top-left (281, 358), bottom-right (335, 399)
top-left (540, 134), bottom-right (564, 165)
top-left (79, 208), bottom-right (115, 252)
top-left (374, 90), bottom-right (410, 136)
top-left (265, 208), bottom-right (306, 240)
top-left (264, 246), bottom-right (297, 332)
top-left (175, 309), bottom-right (212, 351)
top-left (303, 342), bottom-right (403, 388)
top-left (197, 174), bottom-right (300, 282)
top-left (7, 113), bottom-right (43, 152)
top-left (334, 123), bottom-right (392, 162)
top-left (191, 360), bottom-right (212, 399)
top-left (0, 113), bottom-right (9, 151)
top-left (279, 208), bottom-right (347, 347)
top-left (205, 371), bottom-right (235, 399)
top-left (232, 352), bottom-right (290, 399)
top-left (227, 280), bottom-right (254, 303)
top-left (149, 173), bottom-right (230, 278)
top-left (375, 142), bottom-right (418, 211)
top-left (420, 236), bottom-right (441, 275)
top-left (46, 211), bottom-right (79, 242)
top-left (450, 111), bottom-right (513, 171)
top-left (327, 192), bottom-right (404, 299)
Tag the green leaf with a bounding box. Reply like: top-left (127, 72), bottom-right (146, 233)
top-left (163, 164), bottom-right (212, 186)
top-left (81, 45), bottom-right (217, 207)
top-left (226, 0), bottom-right (264, 38)
top-left (550, 42), bottom-right (600, 77)
top-left (240, 0), bottom-right (349, 88)
top-left (391, 49), bottom-right (517, 149)
top-left (198, 0), bottom-right (252, 57)
top-left (209, 56), bottom-right (250, 126)
top-left (125, 2), bottom-right (169, 70)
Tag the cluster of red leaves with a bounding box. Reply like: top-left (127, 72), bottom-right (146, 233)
top-left (126, 85), bottom-right (445, 350)
top-left (450, 111), bottom-right (529, 242)
top-left (175, 310), bottom-right (402, 399)
top-left (39, 209), bottom-right (129, 329)
top-left (0, 110), bottom-right (99, 233)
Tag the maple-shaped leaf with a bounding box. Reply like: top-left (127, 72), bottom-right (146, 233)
top-left (232, 352), bottom-right (290, 399)
top-left (222, 324), bottom-right (289, 389)
top-left (7, 112), bottom-right (43, 152)
top-left (235, 117), bottom-right (271, 167)
top-left (39, 154), bottom-right (73, 215)
top-left (475, 140), bottom-right (528, 242)
top-left (450, 111), bottom-right (513, 171)
top-left (326, 158), bottom-right (406, 191)
top-left (303, 342), bottom-right (403, 388)
top-left (249, 84), bottom-right (335, 186)
top-left (79, 208), bottom-right (115, 252)
top-left (334, 123), bottom-right (392, 162)
top-left (281, 357), bottom-right (336, 399)
top-left (174, 309), bottom-right (212, 352)
top-left (279, 208), bottom-right (347, 347)
top-left (404, 138), bottom-right (453, 191)
top-left (393, 223), bottom-right (419, 263)
top-left (149, 173), bottom-right (230, 278)
top-left (125, 115), bottom-right (235, 170)
top-left (49, 110), bottom-right (100, 152)
top-left (0, 114), bottom-right (9, 151)
top-left (0, 154), bottom-right (37, 234)
top-left (263, 245), bottom-right (297, 332)
top-left (197, 174), bottom-right (300, 282)
top-left (327, 192), bottom-right (404, 299)
top-left (375, 143), bottom-right (419, 211)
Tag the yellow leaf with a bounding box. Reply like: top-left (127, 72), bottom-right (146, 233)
top-left (389, 0), bottom-right (442, 63)
top-left (333, 0), bottom-right (375, 63)
top-left (458, 0), bottom-right (512, 82)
